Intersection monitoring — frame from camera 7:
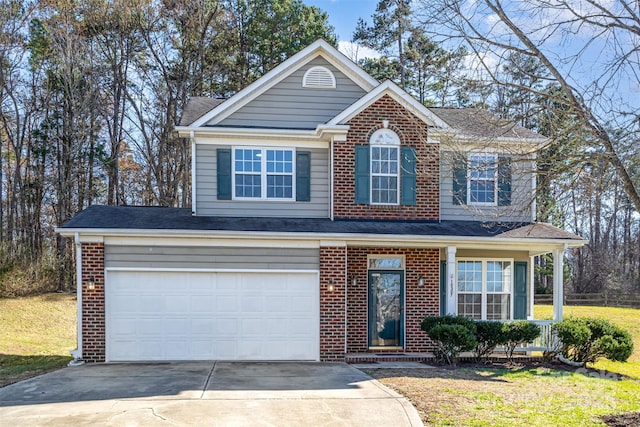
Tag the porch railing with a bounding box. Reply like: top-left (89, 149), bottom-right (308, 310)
top-left (496, 320), bottom-right (558, 353)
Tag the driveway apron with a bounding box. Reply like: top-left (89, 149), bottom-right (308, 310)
top-left (0, 362), bottom-right (423, 426)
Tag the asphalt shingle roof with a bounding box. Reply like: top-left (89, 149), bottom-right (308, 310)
top-left (60, 205), bottom-right (581, 241)
top-left (427, 107), bottom-right (546, 140)
top-left (179, 97), bottom-right (226, 126)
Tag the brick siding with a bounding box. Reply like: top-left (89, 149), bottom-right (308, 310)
top-left (333, 94), bottom-right (440, 220)
top-left (346, 247), bottom-right (440, 353)
top-left (81, 242), bottom-right (106, 363)
top-left (319, 246), bottom-right (347, 361)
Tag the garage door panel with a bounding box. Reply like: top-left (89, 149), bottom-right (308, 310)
top-left (106, 271), bottom-right (318, 361)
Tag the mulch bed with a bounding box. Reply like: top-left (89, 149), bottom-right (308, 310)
top-left (601, 412), bottom-right (640, 427)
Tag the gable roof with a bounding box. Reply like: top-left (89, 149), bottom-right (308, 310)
top-left (184, 39), bottom-right (378, 129)
top-left (327, 80), bottom-right (449, 129)
top-left (428, 108), bottom-right (546, 141)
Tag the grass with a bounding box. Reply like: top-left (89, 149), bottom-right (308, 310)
top-left (369, 365), bottom-right (640, 426)
top-left (0, 293), bottom-right (77, 387)
top-left (367, 305), bottom-right (640, 426)
top-left (534, 305), bottom-right (640, 379)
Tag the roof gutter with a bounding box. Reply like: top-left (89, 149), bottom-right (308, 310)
top-left (57, 227), bottom-right (587, 249)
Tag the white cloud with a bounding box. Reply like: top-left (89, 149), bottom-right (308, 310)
top-left (338, 41), bottom-right (381, 62)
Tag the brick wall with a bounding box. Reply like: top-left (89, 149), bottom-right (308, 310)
top-left (319, 246), bottom-right (347, 361)
top-left (346, 247), bottom-right (440, 353)
top-left (81, 242), bottom-right (105, 363)
top-left (334, 94), bottom-right (440, 220)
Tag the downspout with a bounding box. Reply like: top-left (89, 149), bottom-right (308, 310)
top-left (191, 131), bottom-right (196, 215)
top-left (330, 137), bottom-right (334, 221)
top-left (344, 246), bottom-right (348, 357)
top-left (69, 233), bottom-right (84, 365)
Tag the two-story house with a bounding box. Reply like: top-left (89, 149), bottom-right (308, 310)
top-left (59, 39), bottom-right (585, 363)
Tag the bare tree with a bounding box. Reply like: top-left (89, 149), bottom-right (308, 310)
top-left (417, 0), bottom-right (640, 212)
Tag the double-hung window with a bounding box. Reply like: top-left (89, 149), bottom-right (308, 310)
top-left (233, 148), bottom-right (294, 200)
top-left (457, 259), bottom-right (512, 320)
top-left (371, 145), bottom-right (399, 204)
top-left (468, 155), bottom-right (497, 205)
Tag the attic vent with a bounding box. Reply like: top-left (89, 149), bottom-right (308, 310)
top-left (303, 66), bottom-right (336, 89)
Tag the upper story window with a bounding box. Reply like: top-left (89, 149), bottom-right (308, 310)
top-left (457, 259), bottom-right (513, 320)
top-left (233, 148), bottom-right (294, 200)
top-left (370, 129), bottom-right (401, 205)
top-left (302, 66), bottom-right (336, 89)
top-left (452, 153), bottom-right (512, 207)
top-left (468, 155), bottom-right (497, 205)
top-left (354, 128), bottom-right (416, 206)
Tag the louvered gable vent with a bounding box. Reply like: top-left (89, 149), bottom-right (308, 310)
top-left (302, 66), bottom-right (336, 89)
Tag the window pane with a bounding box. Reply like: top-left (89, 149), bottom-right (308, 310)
top-left (486, 294), bottom-right (510, 320)
top-left (457, 261), bottom-right (482, 292)
top-left (486, 261), bottom-right (512, 293)
top-left (267, 175), bottom-right (292, 198)
top-left (235, 174), bottom-right (261, 198)
top-left (458, 294), bottom-right (481, 320)
top-left (235, 149), bottom-right (261, 173)
top-left (372, 176), bottom-right (398, 204)
top-left (369, 257), bottom-right (403, 269)
top-left (469, 180), bottom-right (495, 203)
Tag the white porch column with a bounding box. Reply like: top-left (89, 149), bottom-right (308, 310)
top-left (446, 246), bottom-right (457, 315)
top-left (529, 255), bottom-right (535, 320)
top-left (552, 245), bottom-right (567, 321)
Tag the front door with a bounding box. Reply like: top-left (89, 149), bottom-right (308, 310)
top-left (368, 271), bottom-right (404, 348)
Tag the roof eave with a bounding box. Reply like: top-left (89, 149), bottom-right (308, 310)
top-left (58, 227), bottom-right (586, 249)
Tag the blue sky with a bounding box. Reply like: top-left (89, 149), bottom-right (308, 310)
top-left (305, 0), bottom-right (378, 42)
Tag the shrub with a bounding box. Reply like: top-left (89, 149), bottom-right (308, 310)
top-left (502, 320), bottom-right (541, 362)
top-left (473, 321), bottom-right (507, 362)
top-left (552, 317), bottom-right (634, 364)
top-left (427, 324), bottom-right (477, 366)
top-left (421, 315), bottom-right (477, 365)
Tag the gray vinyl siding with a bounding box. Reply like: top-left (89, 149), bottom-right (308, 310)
top-left (195, 144), bottom-right (329, 217)
top-left (214, 57), bottom-right (367, 129)
top-left (105, 246), bottom-right (319, 270)
top-left (440, 150), bottom-right (534, 222)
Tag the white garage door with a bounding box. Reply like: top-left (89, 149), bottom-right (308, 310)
top-left (105, 270), bottom-right (319, 361)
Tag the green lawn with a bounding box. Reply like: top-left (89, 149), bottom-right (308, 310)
top-left (534, 305), bottom-right (640, 378)
top-left (368, 305), bottom-right (640, 426)
top-left (0, 293), bottom-right (76, 387)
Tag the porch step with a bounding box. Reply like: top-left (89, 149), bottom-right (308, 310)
top-left (346, 353), bottom-right (435, 364)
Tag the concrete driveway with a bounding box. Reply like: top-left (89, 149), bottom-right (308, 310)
top-left (0, 362), bottom-right (423, 426)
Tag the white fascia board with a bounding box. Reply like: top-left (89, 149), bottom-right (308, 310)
top-left (327, 80), bottom-right (450, 130)
top-left (104, 236), bottom-right (320, 248)
top-left (179, 126), bottom-right (348, 145)
top-left (190, 40), bottom-right (377, 128)
top-left (60, 228), bottom-right (586, 250)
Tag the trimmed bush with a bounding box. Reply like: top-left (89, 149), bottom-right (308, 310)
top-left (427, 324), bottom-right (477, 366)
top-left (502, 320), bottom-right (541, 362)
top-left (552, 317), bottom-right (634, 364)
top-left (421, 315), bottom-right (477, 365)
top-left (473, 321), bottom-right (507, 362)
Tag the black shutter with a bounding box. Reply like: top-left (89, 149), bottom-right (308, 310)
top-left (452, 155), bottom-right (467, 205)
top-left (217, 148), bottom-right (232, 200)
top-left (498, 156), bottom-right (512, 206)
top-left (401, 146), bottom-right (416, 205)
top-left (296, 151), bottom-right (311, 202)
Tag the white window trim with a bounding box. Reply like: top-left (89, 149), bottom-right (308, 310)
top-left (232, 147), bottom-right (296, 201)
top-left (456, 258), bottom-right (514, 320)
top-left (369, 129), bottom-right (401, 206)
top-left (467, 154), bottom-right (498, 207)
